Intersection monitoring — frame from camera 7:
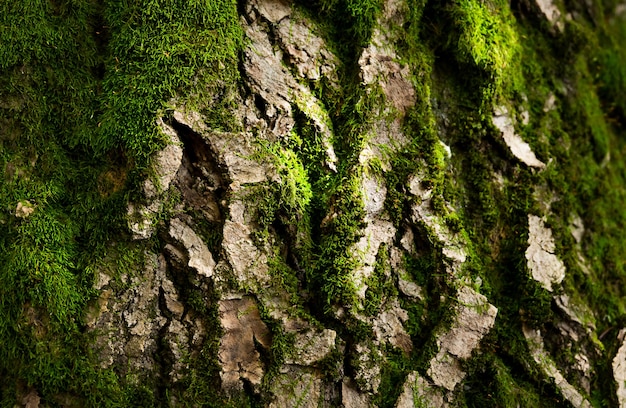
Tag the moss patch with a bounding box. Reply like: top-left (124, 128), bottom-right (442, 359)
top-left (0, 0), bottom-right (243, 405)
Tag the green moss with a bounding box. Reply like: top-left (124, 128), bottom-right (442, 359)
top-left (374, 346), bottom-right (410, 408)
top-left (363, 244), bottom-right (397, 316)
top-left (263, 142), bottom-right (313, 214)
top-left (314, 173), bottom-right (366, 312)
top-left (290, 107), bottom-right (336, 192)
top-left (266, 254), bottom-right (310, 320)
top-left (100, 0), bottom-right (243, 162)
top-left (462, 354), bottom-right (563, 407)
top-left (171, 285), bottom-right (252, 408)
top-left (594, 16), bottom-right (626, 120)
top-left (0, 0), bottom-right (244, 405)
top-left (317, 345), bottom-right (345, 382)
top-left (399, 245), bottom-right (458, 372)
top-left (543, 10), bottom-right (626, 363)
top-left (301, 0), bottom-right (382, 48)
top-left (258, 310), bottom-right (297, 397)
top-left (449, 0), bottom-right (520, 79)
top-left (570, 59), bottom-right (612, 163)
top-left (6, 0), bottom-right (626, 404)
top-left (248, 140), bottom-right (314, 253)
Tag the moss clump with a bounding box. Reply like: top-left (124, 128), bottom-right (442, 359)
top-left (594, 16), bottom-right (626, 124)
top-left (6, 0), bottom-right (626, 405)
top-left (363, 244), bottom-right (397, 316)
top-left (313, 173), bottom-right (367, 312)
top-left (301, 0), bottom-right (382, 48)
top-left (462, 354), bottom-right (563, 407)
top-left (100, 0), bottom-right (243, 162)
top-left (374, 346), bottom-right (410, 408)
top-left (262, 142), bottom-right (313, 216)
top-left (0, 0), bottom-right (244, 405)
top-left (449, 0), bottom-right (520, 80)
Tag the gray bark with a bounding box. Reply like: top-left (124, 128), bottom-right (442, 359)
top-left (5, 0), bottom-right (626, 407)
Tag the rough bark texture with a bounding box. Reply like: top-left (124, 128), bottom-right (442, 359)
top-left (4, 0), bottom-right (626, 407)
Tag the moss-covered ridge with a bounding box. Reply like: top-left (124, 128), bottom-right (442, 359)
top-left (3, 0), bottom-right (626, 406)
top-left (0, 0), bottom-right (242, 406)
top-left (292, 0), bottom-right (626, 405)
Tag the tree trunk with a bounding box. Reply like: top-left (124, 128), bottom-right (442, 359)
top-left (2, 0), bottom-right (626, 407)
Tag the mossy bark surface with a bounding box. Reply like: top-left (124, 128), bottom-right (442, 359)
top-left (3, 0), bottom-right (626, 407)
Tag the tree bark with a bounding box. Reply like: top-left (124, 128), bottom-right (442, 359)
top-left (2, 0), bottom-right (626, 407)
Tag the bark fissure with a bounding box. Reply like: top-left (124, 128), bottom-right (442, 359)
top-left (5, 0), bottom-right (626, 406)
